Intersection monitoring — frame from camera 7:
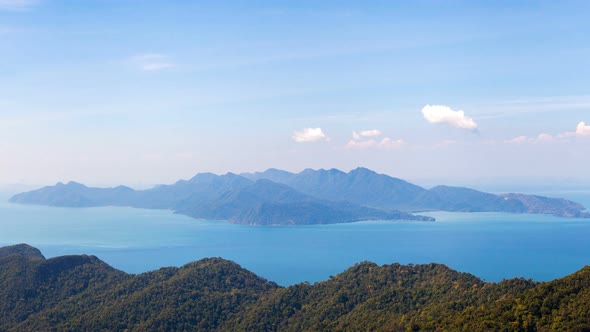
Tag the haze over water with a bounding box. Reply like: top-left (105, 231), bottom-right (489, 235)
top-left (2, 192), bottom-right (589, 286)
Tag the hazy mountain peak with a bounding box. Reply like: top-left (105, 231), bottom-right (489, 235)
top-left (264, 168), bottom-right (292, 174)
top-left (299, 168), bottom-right (316, 175)
top-left (298, 167), bottom-right (346, 175)
top-left (350, 166), bottom-right (375, 174)
top-left (327, 168), bottom-right (345, 174)
top-left (264, 168), bottom-right (280, 172)
top-left (65, 181), bottom-right (86, 188)
top-left (188, 172), bottom-right (218, 182)
top-left (113, 185), bottom-right (133, 191)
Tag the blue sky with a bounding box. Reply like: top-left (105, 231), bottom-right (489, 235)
top-left (1, 0), bottom-right (589, 188)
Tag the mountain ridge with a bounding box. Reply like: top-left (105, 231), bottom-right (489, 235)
top-left (244, 167), bottom-right (589, 217)
top-left (2, 244), bottom-right (590, 331)
top-left (10, 167), bottom-right (589, 224)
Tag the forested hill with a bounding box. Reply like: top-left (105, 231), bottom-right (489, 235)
top-left (2, 244), bottom-right (590, 331)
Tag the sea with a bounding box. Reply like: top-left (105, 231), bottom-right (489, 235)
top-left (1, 191), bottom-right (590, 286)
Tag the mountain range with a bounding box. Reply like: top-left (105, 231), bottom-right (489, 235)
top-left (1, 244), bottom-right (590, 331)
top-left (9, 167), bottom-right (589, 225)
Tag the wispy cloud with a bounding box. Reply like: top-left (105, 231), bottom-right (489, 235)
top-left (508, 121), bottom-right (590, 143)
top-left (352, 129), bottom-right (381, 140)
top-left (378, 137), bottom-right (405, 149)
top-left (472, 95), bottom-right (590, 120)
top-left (347, 137), bottom-right (404, 149)
top-left (131, 54), bottom-right (175, 72)
top-left (0, 0), bottom-right (39, 11)
top-left (422, 105), bottom-right (478, 130)
top-left (506, 133), bottom-right (553, 144)
top-left (292, 127), bottom-right (328, 143)
top-left (347, 129), bottom-right (404, 149)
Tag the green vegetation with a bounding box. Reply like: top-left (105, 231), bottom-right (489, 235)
top-left (2, 244), bottom-right (590, 331)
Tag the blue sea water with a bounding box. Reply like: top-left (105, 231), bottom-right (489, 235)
top-left (1, 192), bottom-right (590, 286)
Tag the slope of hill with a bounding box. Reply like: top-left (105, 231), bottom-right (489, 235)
top-left (2, 245), bottom-right (590, 331)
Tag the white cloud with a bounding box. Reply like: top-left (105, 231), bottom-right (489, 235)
top-left (131, 54), bottom-right (175, 72)
top-left (422, 104), bottom-right (478, 130)
top-left (348, 129), bottom-right (403, 149)
top-left (352, 129), bottom-right (381, 140)
top-left (556, 121), bottom-right (590, 139)
top-left (292, 128), bottom-right (328, 143)
top-left (359, 129), bottom-right (382, 137)
top-left (512, 121), bottom-right (590, 143)
top-left (0, 0), bottom-right (39, 10)
top-left (506, 133), bottom-right (553, 144)
top-left (347, 137), bottom-right (404, 149)
top-left (378, 137), bottom-right (405, 149)
top-left (576, 121), bottom-right (590, 136)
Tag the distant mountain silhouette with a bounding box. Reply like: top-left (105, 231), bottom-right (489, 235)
top-left (10, 167), bottom-right (589, 224)
top-left (9, 171), bottom-right (433, 225)
top-left (244, 167), bottom-right (426, 210)
top-left (243, 167), bottom-right (589, 217)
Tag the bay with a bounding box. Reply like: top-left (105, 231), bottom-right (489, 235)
top-left (1, 192), bottom-right (589, 286)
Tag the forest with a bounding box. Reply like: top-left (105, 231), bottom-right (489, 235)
top-left (1, 244), bottom-right (590, 331)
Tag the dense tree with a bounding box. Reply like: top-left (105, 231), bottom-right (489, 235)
top-left (1, 244), bottom-right (590, 331)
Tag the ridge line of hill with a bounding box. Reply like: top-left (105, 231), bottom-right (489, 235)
top-left (2, 244), bottom-right (590, 331)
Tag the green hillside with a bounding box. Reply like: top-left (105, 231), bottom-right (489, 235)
top-left (1, 244), bottom-right (590, 331)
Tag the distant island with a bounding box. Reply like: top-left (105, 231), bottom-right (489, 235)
top-left (2, 244), bottom-right (590, 331)
top-left (9, 167), bottom-right (589, 225)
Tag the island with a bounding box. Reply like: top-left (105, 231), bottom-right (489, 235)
top-left (9, 167), bottom-right (589, 225)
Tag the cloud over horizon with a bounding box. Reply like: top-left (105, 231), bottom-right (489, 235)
top-left (508, 121), bottom-right (590, 143)
top-left (576, 121), bottom-right (590, 136)
top-left (422, 105), bottom-right (478, 130)
top-left (292, 127), bottom-right (328, 142)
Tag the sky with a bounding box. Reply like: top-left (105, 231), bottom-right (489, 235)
top-left (1, 0), bottom-right (589, 189)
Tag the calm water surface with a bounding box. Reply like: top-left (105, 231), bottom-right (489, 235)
top-left (1, 192), bottom-right (589, 286)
